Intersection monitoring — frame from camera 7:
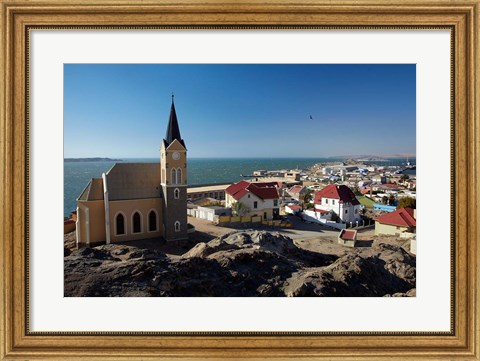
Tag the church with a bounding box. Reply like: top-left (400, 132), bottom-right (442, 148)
top-left (75, 96), bottom-right (188, 247)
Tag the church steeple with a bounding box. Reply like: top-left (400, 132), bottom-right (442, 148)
top-left (160, 94), bottom-right (188, 242)
top-left (164, 94), bottom-right (185, 148)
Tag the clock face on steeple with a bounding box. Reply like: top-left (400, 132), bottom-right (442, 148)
top-left (172, 151), bottom-right (180, 160)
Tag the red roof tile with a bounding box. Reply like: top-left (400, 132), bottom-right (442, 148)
top-left (226, 181), bottom-right (279, 201)
top-left (315, 208), bottom-right (330, 214)
top-left (225, 180), bottom-right (251, 196)
top-left (288, 185), bottom-right (303, 193)
top-left (339, 229), bottom-right (357, 240)
top-left (314, 184), bottom-right (360, 205)
top-left (287, 205), bottom-right (302, 211)
top-left (247, 183), bottom-right (279, 200)
top-left (374, 207), bottom-right (416, 227)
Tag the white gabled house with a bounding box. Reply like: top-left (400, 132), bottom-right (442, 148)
top-left (225, 180), bottom-right (280, 220)
top-left (313, 184), bottom-right (362, 223)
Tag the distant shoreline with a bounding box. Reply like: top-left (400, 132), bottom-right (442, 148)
top-left (64, 157), bottom-right (123, 163)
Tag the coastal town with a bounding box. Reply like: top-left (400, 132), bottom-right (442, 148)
top-left (185, 157), bottom-right (416, 254)
top-left (64, 96), bottom-right (416, 297)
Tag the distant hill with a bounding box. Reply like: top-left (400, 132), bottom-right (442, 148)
top-left (64, 158), bottom-right (122, 162)
top-left (328, 154), bottom-right (415, 160)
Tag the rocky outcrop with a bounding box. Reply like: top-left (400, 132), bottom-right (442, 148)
top-left (64, 230), bottom-right (416, 297)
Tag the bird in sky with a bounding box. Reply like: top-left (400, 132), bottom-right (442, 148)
top-left (309, 115), bottom-right (313, 120)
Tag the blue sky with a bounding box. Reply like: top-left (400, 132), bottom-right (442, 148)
top-left (64, 64), bottom-right (416, 158)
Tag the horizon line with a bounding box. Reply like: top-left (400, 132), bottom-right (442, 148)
top-left (64, 155), bottom-right (417, 159)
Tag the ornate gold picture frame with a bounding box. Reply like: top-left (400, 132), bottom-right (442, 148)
top-left (1, 0), bottom-right (478, 359)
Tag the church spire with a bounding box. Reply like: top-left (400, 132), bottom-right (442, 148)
top-left (164, 94), bottom-right (185, 147)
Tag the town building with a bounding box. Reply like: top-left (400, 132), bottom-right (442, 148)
top-left (225, 180), bottom-right (280, 220)
top-left (313, 184), bottom-right (361, 223)
top-left (187, 204), bottom-right (231, 222)
top-left (338, 229), bottom-right (358, 247)
top-left (371, 175), bottom-right (387, 184)
top-left (286, 185), bottom-right (309, 202)
top-left (322, 167), bottom-right (333, 175)
top-left (284, 171), bottom-right (301, 181)
top-left (374, 207), bottom-right (416, 237)
top-left (75, 96), bottom-right (188, 247)
top-left (187, 183), bottom-right (230, 201)
top-left (285, 204), bottom-right (302, 215)
top-left (253, 170), bottom-right (267, 176)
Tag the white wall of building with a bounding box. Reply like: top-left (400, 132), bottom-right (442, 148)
top-left (314, 197), bottom-right (361, 223)
top-left (226, 193), bottom-right (279, 214)
top-left (302, 210), bottom-right (346, 230)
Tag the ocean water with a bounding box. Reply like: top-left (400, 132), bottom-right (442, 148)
top-left (64, 157), bottom-right (415, 217)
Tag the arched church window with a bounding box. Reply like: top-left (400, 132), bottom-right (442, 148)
top-left (148, 210), bottom-right (157, 232)
top-left (171, 168), bottom-right (176, 184)
top-left (116, 213), bottom-right (125, 235)
top-left (176, 168), bottom-right (182, 184)
top-left (174, 221), bottom-right (180, 232)
top-left (132, 211), bottom-right (142, 233)
top-left (174, 188), bottom-right (180, 199)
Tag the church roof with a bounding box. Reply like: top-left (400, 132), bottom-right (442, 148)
top-left (164, 96), bottom-right (185, 148)
top-left (105, 163), bottom-right (161, 201)
top-left (77, 178), bottom-right (104, 201)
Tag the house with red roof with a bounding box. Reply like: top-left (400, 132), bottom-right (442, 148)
top-left (225, 180), bottom-right (280, 220)
top-left (338, 229), bottom-right (357, 247)
top-left (286, 185), bottom-right (309, 202)
top-left (374, 207), bottom-right (416, 237)
top-left (313, 184), bottom-right (362, 223)
top-left (285, 204), bottom-right (302, 215)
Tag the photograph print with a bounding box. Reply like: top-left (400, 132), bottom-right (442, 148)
top-left (64, 64), bottom-right (416, 297)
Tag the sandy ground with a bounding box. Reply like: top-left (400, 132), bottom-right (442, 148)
top-left (184, 215), bottom-right (410, 257)
top-left (65, 215), bottom-right (411, 258)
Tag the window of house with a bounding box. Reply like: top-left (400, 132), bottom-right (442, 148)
top-left (263, 212), bottom-right (267, 220)
top-left (332, 200), bottom-right (335, 205)
top-left (148, 210), bottom-right (157, 232)
top-left (133, 212), bottom-right (142, 233)
top-left (253, 201), bottom-right (258, 209)
top-left (171, 168), bottom-right (176, 184)
top-left (345, 210), bottom-right (348, 214)
top-left (325, 199), bottom-right (328, 204)
top-left (273, 199), bottom-right (278, 207)
top-left (174, 221), bottom-right (180, 232)
top-left (174, 188), bottom-right (180, 199)
top-left (116, 213), bottom-right (125, 235)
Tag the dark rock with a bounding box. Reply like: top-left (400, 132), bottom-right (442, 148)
top-left (64, 231), bottom-right (416, 297)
